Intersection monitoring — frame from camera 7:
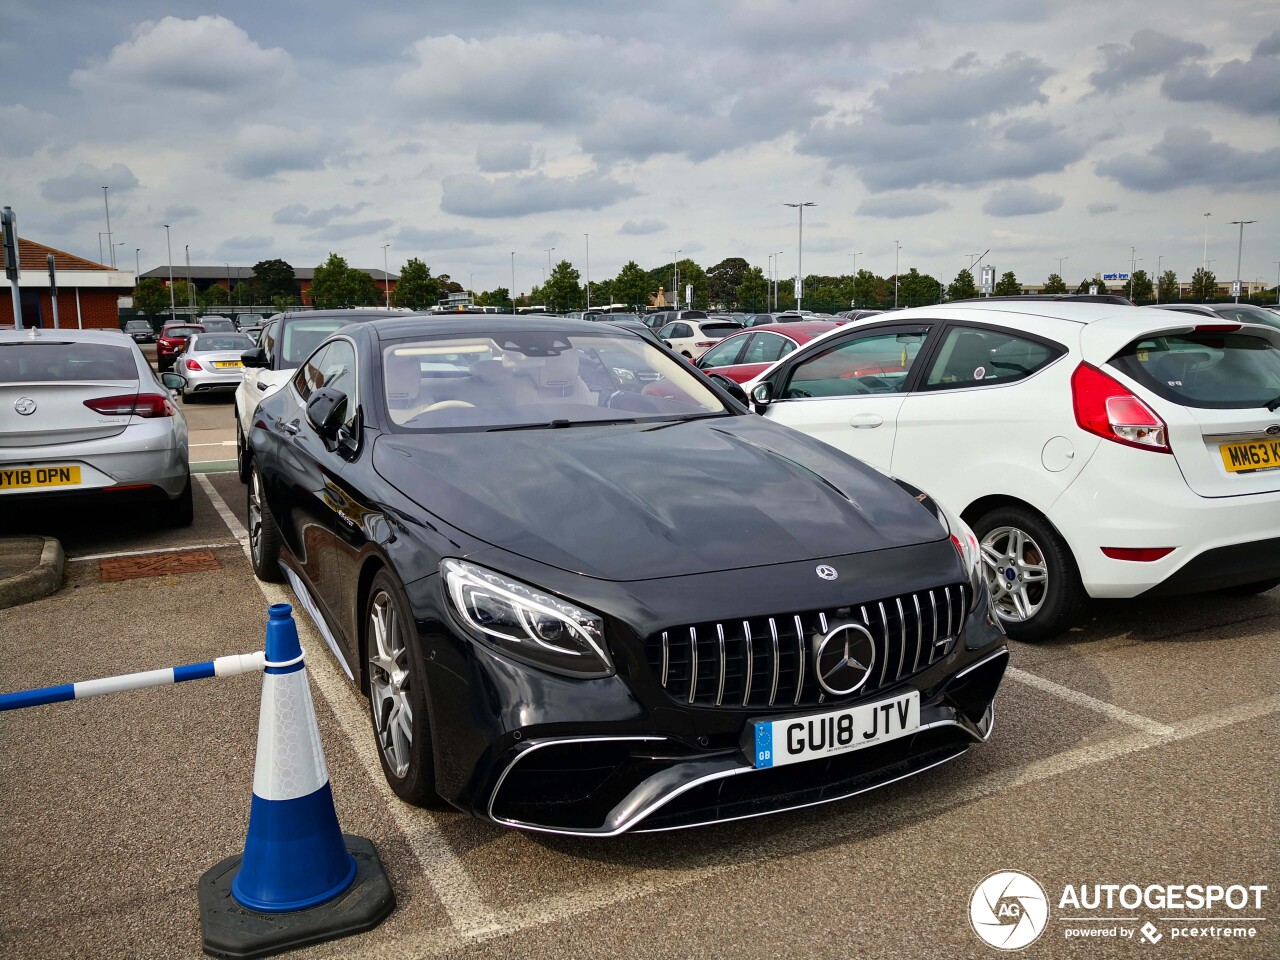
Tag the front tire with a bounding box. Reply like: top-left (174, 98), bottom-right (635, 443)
top-left (247, 465), bottom-right (284, 583)
top-left (974, 505), bottom-right (1083, 641)
top-left (365, 570), bottom-right (440, 805)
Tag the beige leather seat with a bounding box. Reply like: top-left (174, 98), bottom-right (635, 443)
top-left (512, 350), bottom-right (595, 406)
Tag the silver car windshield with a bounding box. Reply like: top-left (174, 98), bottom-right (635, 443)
top-left (190, 334), bottom-right (254, 352)
top-left (382, 331), bottom-right (727, 431)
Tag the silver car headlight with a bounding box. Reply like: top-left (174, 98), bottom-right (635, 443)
top-left (441, 559), bottom-right (614, 679)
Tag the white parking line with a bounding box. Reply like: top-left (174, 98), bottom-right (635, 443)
top-left (195, 472), bottom-right (504, 940)
top-left (69, 541), bottom-right (239, 562)
top-left (1006, 666), bottom-right (1176, 736)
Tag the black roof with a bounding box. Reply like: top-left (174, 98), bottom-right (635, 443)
top-left (369, 314), bottom-right (620, 342)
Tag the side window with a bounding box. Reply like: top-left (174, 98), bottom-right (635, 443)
top-left (260, 321), bottom-right (278, 361)
top-left (742, 333), bottom-right (790, 365)
top-left (781, 330), bottom-right (931, 399)
top-left (699, 337), bottom-right (746, 368)
top-left (293, 344), bottom-right (328, 402)
top-left (923, 326), bottom-right (1062, 389)
top-left (658, 323), bottom-right (677, 339)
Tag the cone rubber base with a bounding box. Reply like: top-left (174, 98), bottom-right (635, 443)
top-left (198, 834), bottom-right (395, 959)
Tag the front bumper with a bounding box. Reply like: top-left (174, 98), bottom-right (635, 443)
top-left (485, 649), bottom-right (1006, 835)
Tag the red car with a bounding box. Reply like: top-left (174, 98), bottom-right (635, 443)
top-left (156, 322), bottom-right (206, 371)
top-left (695, 322), bottom-right (840, 384)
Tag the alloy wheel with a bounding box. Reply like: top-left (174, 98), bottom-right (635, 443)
top-left (248, 469), bottom-right (263, 565)
top-left (368, 591), bottom-right (413, 778)
top-left (980, 525), bottom-right (1049, 622)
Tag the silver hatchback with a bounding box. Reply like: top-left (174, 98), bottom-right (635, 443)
top-left (0, 328), bottom-right (192, 526)
top-left (174, 331), bottom-right (256, 402)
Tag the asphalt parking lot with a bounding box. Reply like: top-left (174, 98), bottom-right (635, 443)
top-left (1, 451), bottom-right (1277, 958)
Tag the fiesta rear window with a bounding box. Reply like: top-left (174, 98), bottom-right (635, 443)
top-left (1110, 332), bottom-right (1280, 409)
top-left (0, 342), bottom-right (137, 383)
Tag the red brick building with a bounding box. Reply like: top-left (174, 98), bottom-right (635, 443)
top-left (0, 232), bottom-right (134, 329)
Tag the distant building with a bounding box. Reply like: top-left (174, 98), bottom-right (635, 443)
top-left (0, 231), bottom-right (134, 329)
top-left (136, 263), bottom-right (399, 306)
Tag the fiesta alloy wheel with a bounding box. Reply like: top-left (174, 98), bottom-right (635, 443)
top-left (975, 505), bottom-right (1083, 641)
top-left (365, 569), bottom-right (439, 806)
top-left (247, 465), bottom-right (284, 583)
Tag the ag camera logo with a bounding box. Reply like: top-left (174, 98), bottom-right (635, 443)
top-left (970, 870), bottom-right (1049, 950)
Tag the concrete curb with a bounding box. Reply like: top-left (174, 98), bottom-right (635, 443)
top-left (0, 537), bottom-right (65, 610)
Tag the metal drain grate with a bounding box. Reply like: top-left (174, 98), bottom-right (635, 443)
top-left (98, 550), bottom-right (222, 582)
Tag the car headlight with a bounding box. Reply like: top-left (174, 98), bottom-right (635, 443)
top-left (440, 559), bottom-right (614, 679)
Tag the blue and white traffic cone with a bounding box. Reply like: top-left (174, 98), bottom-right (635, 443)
top-left (199, 603), bottom-right (394, 959)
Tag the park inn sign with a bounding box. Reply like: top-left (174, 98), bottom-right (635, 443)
top-left (1102, 273), bottom-right (1131, 282)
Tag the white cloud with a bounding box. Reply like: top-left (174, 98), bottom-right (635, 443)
top-left (620, 219), bottom-right (668, 235)
top-left (440, 172), bottom-right (640, 218)
top-left (40, 162), bottom-right (139, 202)
top-left (0, 104), bottom-right (60, 156)
top-left (223, 125), bottom-right (335, 179)
top-left (982, 186), bottom-right (1064, 217)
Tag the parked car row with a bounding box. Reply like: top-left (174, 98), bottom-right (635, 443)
top-left (228, 302), bottom-right (1278, 839)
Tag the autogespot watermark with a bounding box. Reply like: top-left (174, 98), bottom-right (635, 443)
top-left (969, 871), bottom-right (1269, 950)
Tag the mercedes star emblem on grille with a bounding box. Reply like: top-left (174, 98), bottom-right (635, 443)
top-left (14, 397), bottom-right (36, 416)
top-left (814, 623), bottom-right (875, 696)
top-left (815, 564), bottom-right (838, 580)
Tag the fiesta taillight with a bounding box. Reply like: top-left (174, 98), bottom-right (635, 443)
top-left (84, 393), bottom-right (175, 418)
top-left (1070, 363), bottom-right (1170, 453)
top-left (1101, 547), bottom-right (1176, 562)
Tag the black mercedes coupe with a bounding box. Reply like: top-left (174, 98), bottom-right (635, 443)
top-left (247, 315), bottom-right (1008, 835)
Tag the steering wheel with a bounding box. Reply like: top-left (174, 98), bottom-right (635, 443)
top-left (421, 400), bottom-right (475, 412)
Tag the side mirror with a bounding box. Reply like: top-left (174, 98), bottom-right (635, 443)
top-left (662, 339), bottom-right (672, 348)
top-left (709, 374), bottom-right (749, 407)
top-left (160, 372), bottom-right (185, 394)
top-left (241, 347), bottom-right (269, 368)
top-left (750, 381), bottom-right (773, 408)
top-left (305, 387), bottom-right (348, 443)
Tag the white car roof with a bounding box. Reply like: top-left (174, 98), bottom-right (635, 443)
top-left (0, 328), bottom-right (132, 344)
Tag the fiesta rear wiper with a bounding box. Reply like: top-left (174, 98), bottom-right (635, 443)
top-left (486, 418), bottom-right (638, 432)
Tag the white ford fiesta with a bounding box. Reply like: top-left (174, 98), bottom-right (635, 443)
top-left (744, 301), bottom-right (1280, 639)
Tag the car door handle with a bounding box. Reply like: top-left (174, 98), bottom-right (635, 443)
top-left (849, 414), bottom-right (884, 429)
top-left (282, 419), bottom-right (301, 435)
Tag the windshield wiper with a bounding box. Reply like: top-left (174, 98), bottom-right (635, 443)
top-left (641, 413), bottom-right (727, 432)
top-left (486, 418), bottom-right (638, 432)
top-left (1266, 395), bottom-right (1280, 412)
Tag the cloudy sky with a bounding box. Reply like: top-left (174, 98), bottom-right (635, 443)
top-left (3, 0), bottom-right (1278, 295)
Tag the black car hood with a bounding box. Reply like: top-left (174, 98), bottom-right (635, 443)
top-left (372, 415), bottom-right (946, 582)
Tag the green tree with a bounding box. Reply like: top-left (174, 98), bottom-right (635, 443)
top-left (393, 257), bottom-right (436, 310)
top-left (1043, 273), bottom-right (1068, 294)
top-left (1129, 269), bottom-right (1154, 302)
top-left (675, 258), bottom-right (708, 309)
top-left (272, 294), bottom-right (298, 313)
top-left (132, 278), bottom-right (169, 322)
top-left (1189, 267), bottom-right (1217, 301)
top-left (310, 254), bottom-right (381, 308)
top-left (612, 261), bottom-right (649, 309)
top-left (475, 286), bottom-right (511, 309)
top-left (994, 271), bottom-right (1022, 297)
top-left (736, 266), bottom-right (769, 311)
top-left (1076, 277), bottom-right (1109, 294)
top-left (851, 269), bottom-right (881, 308)
top-left (706, 257), bottom-right (750, 309)
top-left (543, 260), bottom-right (582, 311)
top-left (167, 280), bottom-right (196, 317)
top-left (249, 259), bottom-right (297, 302)
top-left (898, 269), bottom-right (942, 307)
top-left (347, 269), bottom-right (383, 306)
top-left (1157, 270), bottom-right (1179, 303)
top-left (947, 269), bottom-right (979, 301)
top-left (198, 283), bottom-right (230, 314)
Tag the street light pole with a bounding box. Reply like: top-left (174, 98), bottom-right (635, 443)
top-left (584, 233), bottom-right (590, 310)
top-left (102, 186), bottom-right (114, 268)
top-left (164, 225), bottom-right (176, 322)
top-left (136, 248), bottom-right (141, 279)
top-left (672, 249), bottom-right (682, 308)
top-left (783, 201), bottom-right (815, 311)
top-left (772, 250), bottom-right (783, 310)
top-left (1202, 213), bottom-right (1211, 272)
top-left (185, 244), bottom-right (193, 316)
top-left (894, 241), bottom-right (901, 308)
top-left (1229, 220), bottom-right (1257, 303)
top-left (381, 244), bottom-right (391, 309)
top-left (1130, 246), bottom-right (1137, 300)
top-left (510, 252), bottom-right (516, 312)
top-left (1156, 255), bottom-right (1163, 304)
top-left (1056, 256), bottom-right (1069, 278)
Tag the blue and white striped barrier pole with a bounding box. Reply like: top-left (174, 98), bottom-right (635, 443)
top-left (0, 651), bottom-right (267, 712)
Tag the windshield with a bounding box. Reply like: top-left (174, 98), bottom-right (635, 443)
top-left (199, 318), bottom-right (236, 331)
top-left (163, 326), bottom-right (202, 337)
top-left (382, 330), bottom-right (728, 431)
top-left (124, 321), bottom-right (150, 330)
top-left (1111, 331), bottom-right (1280, 409)
top-left (281, 319), bottom-right (357, 367)
top-left (190, 334), bottom-right (254, 352)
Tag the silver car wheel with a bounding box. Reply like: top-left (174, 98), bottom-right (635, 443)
top-left (980, 524), bottom-right (1049, 623)
top-left (368, 590), bottom-right (413, 778)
